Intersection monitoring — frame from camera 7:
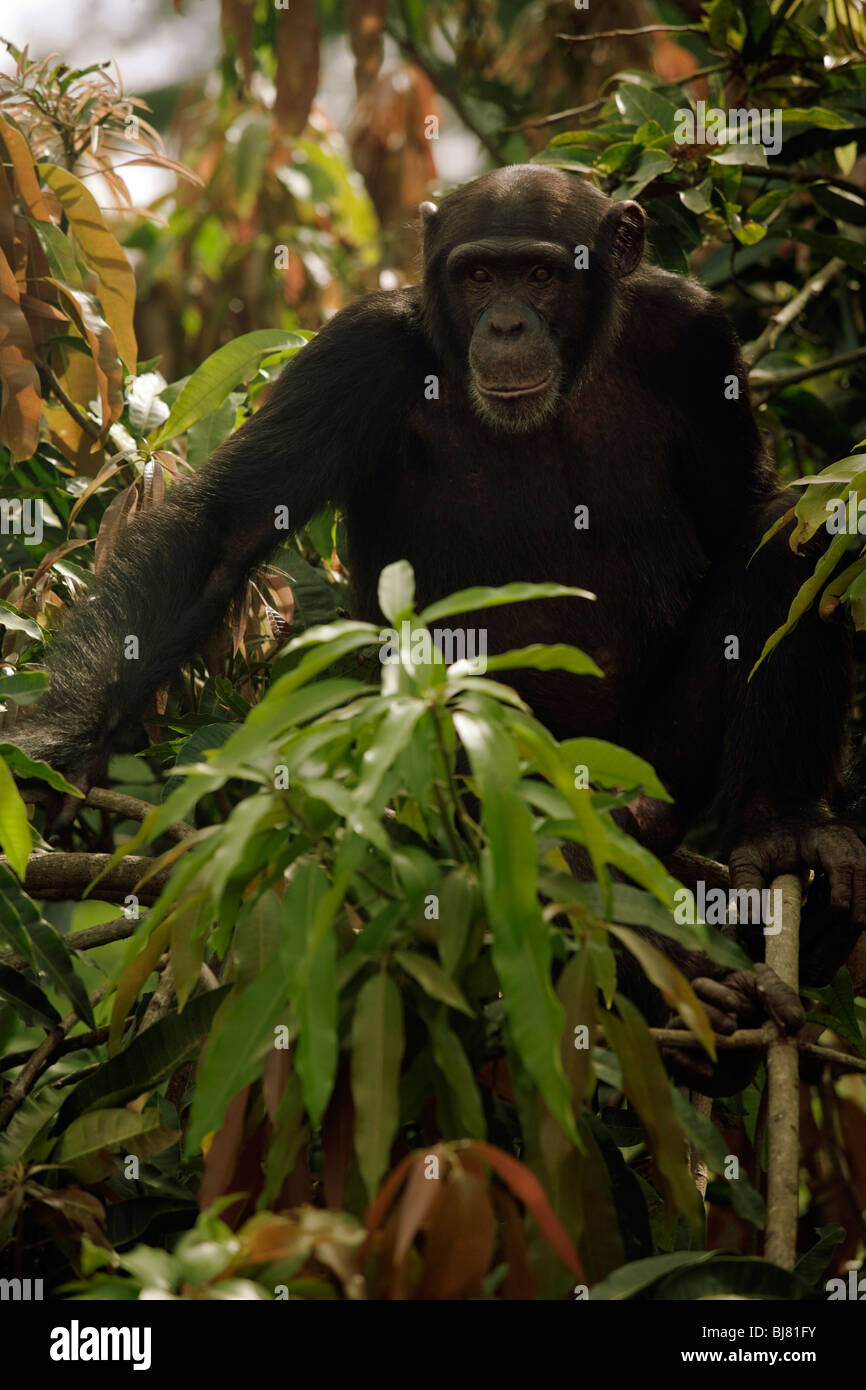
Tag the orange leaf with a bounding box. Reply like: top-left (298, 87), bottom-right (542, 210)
top-left (468, 1141), bottom-right (585, 1279)
top-left (0, 246), bottom-right (40, 461)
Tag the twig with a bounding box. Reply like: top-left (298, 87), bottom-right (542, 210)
top-left (764, 873), bottom-right (801, 1270)
top-left (751, 344), bottom-right (866, 396)
top-left (85, 787), bottom-right (195, 841)
top-left (385, 20), bottom-right (507, 166)
top-left (0, 913), bottom-right (138, 971)
top-left (648, 1028), bottom-right (866, 1074)
top-left (745, 257), bottom-right (846, 364)
top-left (0, 982), bottom-right (109, 1130)
top-left (26, 785), bottom-right (195, 843)
top-left (741, 163), bottom-right (866, 199)
top-left (0, 1024), bottom-right (109, 1072)
top-left (558, 24), bottom-right (704, 42)
top-left (39, 362), bottom-right (101, 442)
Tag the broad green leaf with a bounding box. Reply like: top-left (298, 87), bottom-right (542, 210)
top-left (0, 671), bottom-right (48, 703)
top-left (58, 987), bottom-right (229, 1130)
top-left (671, 1089), bottom-right (765, 1227)
top-left (351, 970), bottom-right (404, 1196)
top-left (480, 643), bottom-right (602, 678)
top-left (419, 582), bottom-right (593, 626)
top-left (0, 755), bottom-right (31, 878)
top-left (614, 84), bottom-right (680, 131)
top-left (56, 1108), bottom-right (162, 1165)
top-left (378, 560), bottom-right (415, 623)
top-left (395, 950), bottom-right (474, 1016)
top-left (0, 744), bottom-right (82, 796)
top-left (285, 859), bottom-right (339, 1127)
top-left (436, 866), bottom-right (478, 976)
top-left (604, 995), bottom-right (702, 1228)
top-left (0, 961), bottom-right (60, 1028)
top-left (150, 330), bottom-right (306, 446)
top-left (590, 1250), bottom-right (718, 1300)
top-left (559, 737), bottom-right (672, 800)
top-left (609, 925), bottom-right (715, 1058)
top-left (454, 706), bottom-right (576, 1143)
top-left (750, 530), bottom-right (851, 676)
top-left (186, 977), bottom-right (286, 1153)
top-left (426, 1008), bottom-right (485, 1138)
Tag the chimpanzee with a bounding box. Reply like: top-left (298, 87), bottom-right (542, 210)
top-left (13, 165), bottom-right (866, 1091)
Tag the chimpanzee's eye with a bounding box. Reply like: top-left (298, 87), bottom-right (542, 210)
top-left (470, 267), bottom-right (492, 283)
top-left (530, 266), bottom-right (552, 283)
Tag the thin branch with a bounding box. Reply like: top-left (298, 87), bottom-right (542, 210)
top-left (0, 982), bottom-right (109, 1130)
top-left (0, 1024), bottom-right (109, 1072)
top-left (558, 24), bottom-right (704, 42)
top-left (742, 163), bottom-right (866, 199)
top-left (39, 361), bottom-right (101, 441)
top-left (744, 257), bottom-right (846, 364)
top-left (84, 786), bottom-right (195, 841)
top-left (752, 344), bottom-right (866, 396)
top-left (0, 913), bottom-right (137, 971)
top-left (385, 22), bottom-right (508, 166)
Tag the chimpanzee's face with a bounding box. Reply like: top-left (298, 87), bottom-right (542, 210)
top-left (422, 166), bottom-right (646, 434)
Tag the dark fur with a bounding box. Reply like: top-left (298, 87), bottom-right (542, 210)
top-left (16, 166), bottom-right (865, 1092)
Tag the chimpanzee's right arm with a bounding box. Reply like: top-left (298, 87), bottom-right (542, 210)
top-left (13, 291), bottom-right (419, 787)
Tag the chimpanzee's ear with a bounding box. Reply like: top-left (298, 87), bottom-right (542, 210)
top-left (601, 200), bottom-right (646, 278)
top-left (419, 200), bottom-right (439, 228)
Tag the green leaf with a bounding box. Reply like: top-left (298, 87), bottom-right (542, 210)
top-left (590, 1250), bottom-right (718, 1300)
top-left (0, 868), bottom-right (95, 1026)
top-left (57, 987), bottom-right (229, 1131)
top-left (614, 84), bottom-right (680, 132)
top-left (149, 331), bottom-right (306, 446)
top-left (395, 950), bottom-right (474, 1016)
top-left (0, 743), bottom-right (83, 796)
top-left (56, 1108), bottom-right (163, 1165)
top-left (604, 995), bottom-right (702, 1227)
top-left (559, 737), bottom-right (671, 800)
top-left (284, 860), bottom-right (339, 1127)
top-left (0, 671), bottom-right (49, 703)
top-left (671, 1089), bottom-right (765, 1227)
top-left (454, 706), bottom-right (576, 1143)
top-left (436, 866), bottom-right (478, 976)
top-left (426, 1008), bottom-right (485, 1138)
top-left (351, 970), bottom-right (404, 1196)
top-left (378, 560), bottom-right (415, 623)
top-left (186, 397), bottom-right (239, 465)
top-left (419, 582), bottom-right (593, 626)
top-left (0, 756), bottom-right (31, 878)
top-left (480, 643), bottom-right (602, 678)
top-left (679, 178), bottom-right (713, 214)
top-left (0, 961), bottom-right (60, 1028)
top-left (750, 530), bottom-right (851, 676)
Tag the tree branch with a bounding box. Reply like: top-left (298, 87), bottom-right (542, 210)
top-left (745, 256), bottom-right (847, 364)
top-left (751, 344), bottom-right (866, 396)
top-left (558, 24), bottom-right (704, 42)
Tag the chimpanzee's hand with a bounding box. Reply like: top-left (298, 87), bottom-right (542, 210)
top-left (728, 813), bottom-right (866, 930)
top-left (661, 963), bottom-right (805, 1097)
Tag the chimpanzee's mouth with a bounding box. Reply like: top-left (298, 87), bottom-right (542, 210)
top-left (477, 375), bottom-right (554, 400)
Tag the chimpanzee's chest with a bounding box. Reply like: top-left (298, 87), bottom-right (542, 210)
top-left (344, 391), bottom-right (705, 737)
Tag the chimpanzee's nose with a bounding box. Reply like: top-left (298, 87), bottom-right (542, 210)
top-left (489, 308), bottom-right (525, 336)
